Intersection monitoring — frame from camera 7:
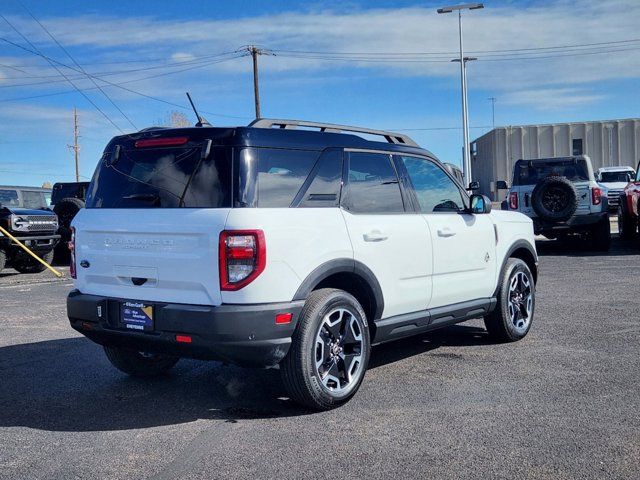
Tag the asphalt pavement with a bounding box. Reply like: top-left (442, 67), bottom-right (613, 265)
top-left (0, 237), bottom-right (639, 479)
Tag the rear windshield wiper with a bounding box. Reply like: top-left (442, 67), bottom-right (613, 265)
top-left (122, 193), bottom-right (160, 204)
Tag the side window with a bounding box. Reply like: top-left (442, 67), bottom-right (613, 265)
top-left (0, 189), bottom-right (20, 207)
top-left (344, 152), bottom-right (404, 213)
top-left (237, 148), bottom-right (319, 208)
top-left (399, 156), bottom-right (465, 213)
top-left (296, 150), bottom-right (343, 208)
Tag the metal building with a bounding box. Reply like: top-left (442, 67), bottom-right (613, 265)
top-left (471, 118), bottom-right (640, 200)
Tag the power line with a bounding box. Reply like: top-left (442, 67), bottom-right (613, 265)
top-left (0, 51), bottom-right (241, 82)
top-left (0, 14), bottom-right (126, 134)
top-left (273, 45), bottom-right (640, 63)
top-left (15, 0), bottom-right (137, 130)
top-left (270, 38), bottom-right (640, 56)
top-left (0, 37), bottom-right (248, 119)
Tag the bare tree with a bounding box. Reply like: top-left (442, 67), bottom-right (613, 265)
top-left (168, 111), bottom-right (191, 127)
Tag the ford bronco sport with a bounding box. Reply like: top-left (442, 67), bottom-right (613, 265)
top-left (67, 119), bottom-right (538, 410)
top-left (0, 185), bottom-right (59, 273)
top-left (499, 156), bottom-right (611, 251)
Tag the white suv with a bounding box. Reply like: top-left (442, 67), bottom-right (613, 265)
top-left (67, 119), bottom-right (538, 410)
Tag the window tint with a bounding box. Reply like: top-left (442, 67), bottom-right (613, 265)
top-left (297, 150), bottom-right (343, 208)
top-left (237, 148), bottom-right (318, 208)
top-left (22, 190), bottom-right (47, 209)
top-left (0, 189), bottom-right (20, 207)
top-left (514, 159), bottom-right (589, 186)
top-left (344, 152), bottom-right (404, 213)
top-left (400, 156), bottom-right (464, 213)
top-left (86, 144), bottom-right (232, 208)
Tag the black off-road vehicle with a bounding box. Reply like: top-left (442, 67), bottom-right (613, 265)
top-left (0, 185), bottom-right (59, 273)
top-left (51, 182), bottom-right (89, 260)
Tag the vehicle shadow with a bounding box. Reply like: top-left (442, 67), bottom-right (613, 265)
top-left (0, 324), bottom-right (491, 432)
top-left (536, 236), bottom-right (639, 257)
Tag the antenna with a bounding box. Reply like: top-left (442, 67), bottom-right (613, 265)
top-left (185, 92), bottom-right (211, 127)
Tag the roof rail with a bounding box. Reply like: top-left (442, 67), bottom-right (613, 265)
top-left (248, 118), bottom-right (419, 147)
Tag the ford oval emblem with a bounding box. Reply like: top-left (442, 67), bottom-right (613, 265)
top-left (80, 260), bottom-right (90, 268)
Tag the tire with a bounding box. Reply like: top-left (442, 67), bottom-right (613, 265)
top-left (104, 346), bottom-right (179, 377)
top-left (53, 197), bottom-right (85, 230)
top-left (281, 288), bottom-right (371, 410)
top-left (531, 176), bottom-right (578, 222)
top-left (13, 250), bottom-right (54, 274)
top-left (484, 258), bottom-right (536, 342)
top-left (618, 200), bottom-right (637, 240)
top-left (0, 249), bottom-right (6, 273)
top-left (591, 218), bottom-right (611, 252)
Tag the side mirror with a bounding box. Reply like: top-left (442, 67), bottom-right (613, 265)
top-left (496, 180), bottom-right (509, 190)
top-left (467, 181), bottom-right (480, 191)
top-left (470, 194), bottom-right (492, 214)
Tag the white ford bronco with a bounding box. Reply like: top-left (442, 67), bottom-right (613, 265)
top-left (67, 119), bottom-right (538, 410)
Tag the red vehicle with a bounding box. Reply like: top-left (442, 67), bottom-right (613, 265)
top-left (618, 161), bottom-right (640, 240)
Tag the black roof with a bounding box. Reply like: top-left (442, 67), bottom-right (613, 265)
top-left (105, 121), bottom-right (437, 159)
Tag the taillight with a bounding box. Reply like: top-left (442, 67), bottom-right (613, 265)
top-left (219, 230), bottom-right (266, 291)
top-left (69, 226), bottom-right (77, 279)
top-left (592, 187), bottom-right (602, 205)
top-left (134, 137), bottom-right (189, 148)
top-left (509, 192), bottom-right (519, 210)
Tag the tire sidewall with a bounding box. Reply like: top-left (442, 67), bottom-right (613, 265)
top-left (299, 291), bottom-right (370, 405)
top-left (498, 259), bottom-right (536, 341)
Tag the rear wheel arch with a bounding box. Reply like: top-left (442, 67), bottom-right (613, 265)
top-left (497, 241), bottom-right (538, 290)
top-left (293, 259), bottom-right (384, 330)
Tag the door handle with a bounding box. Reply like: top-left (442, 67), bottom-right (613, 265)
top-left (437, 228), bottom-right (456, 238)
top-left (363, 231), bottom-right (388, 242)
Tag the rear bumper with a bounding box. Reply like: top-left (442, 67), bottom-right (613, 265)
top-left (67, 290), bottom-right (304, 367)
top-left (534, 211), bottom-right (608, 234)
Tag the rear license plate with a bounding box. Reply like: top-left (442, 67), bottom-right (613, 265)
top-left (120, 301), bottom-right (154, 332)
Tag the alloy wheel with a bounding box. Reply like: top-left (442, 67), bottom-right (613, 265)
top-left (508, 271), bottom-right (533, 334)
top-left (314, 308), bottom-right (364, 394)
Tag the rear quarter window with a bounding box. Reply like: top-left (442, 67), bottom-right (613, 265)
top-left (236, 148), bottom-right (319, 208)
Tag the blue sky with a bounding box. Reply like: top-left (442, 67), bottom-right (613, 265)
top-left (1, 0), bottom-right (639, 187)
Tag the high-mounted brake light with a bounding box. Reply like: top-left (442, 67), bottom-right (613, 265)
top-left (219, 230), bottom-right (266, 291)
top-left (134, 137), bottom-right (189, 148)
top-left (509, 192), bottom-right (519, 210)
top-left (592, 187), bottom-right (602, 205)
top-left (69, 226), bottom-right (77, 279)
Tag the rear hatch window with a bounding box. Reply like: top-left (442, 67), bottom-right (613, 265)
top-left (86, 139), bottom-right (232, 208)
top-left (514, 159), bottom-right (589, 186)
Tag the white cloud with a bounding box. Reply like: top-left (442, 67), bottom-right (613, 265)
top-left (501, 88), bottom-right (607, 110)
top-left (1, 1), bottom-right (639, 113)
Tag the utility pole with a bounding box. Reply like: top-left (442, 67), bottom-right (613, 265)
top-left (249, 46), bottom-right (261, 119)
top-left (69, 107), bottom-right (80, 182)
top-left (243, 46), bottom-right (274, 120)
top-left (488, 97), bottom-right (497, 129)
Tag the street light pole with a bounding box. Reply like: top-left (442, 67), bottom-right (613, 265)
top-left (437, 2), bottom-right (484, 187)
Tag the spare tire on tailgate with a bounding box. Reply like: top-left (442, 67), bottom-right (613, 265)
top-left (531, 176), bottom-right (578, 222)
top-left (53, 197), bottom-right (85, 237)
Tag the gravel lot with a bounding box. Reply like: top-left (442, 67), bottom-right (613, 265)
top-left (0, 236), bottom-right (638, 480)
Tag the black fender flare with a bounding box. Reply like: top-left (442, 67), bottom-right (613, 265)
top-left (494, 240), bottom-right (539, 296)
top-left (292, 258), bottom-right (385, 320)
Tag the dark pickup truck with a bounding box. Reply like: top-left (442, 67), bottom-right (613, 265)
top-left (0, 185), bottom-right (59, 273)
